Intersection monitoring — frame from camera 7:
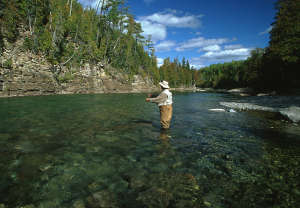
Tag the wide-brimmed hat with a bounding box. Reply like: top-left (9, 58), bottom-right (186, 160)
top-left (159, 80), bottom-right (170, 89)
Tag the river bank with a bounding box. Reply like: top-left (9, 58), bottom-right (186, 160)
top-left (0, 39), bottom-right (198, 98)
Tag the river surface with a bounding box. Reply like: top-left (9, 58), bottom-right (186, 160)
top-left (0, 93), bottom-right (299, 208)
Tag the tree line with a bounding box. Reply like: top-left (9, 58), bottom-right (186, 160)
top-left (1, 0), bottom-right (298, 90)
top-left (0, 0), bottom-right (163, 83)
top-left (195, 0), bottom-right (300, 92)
top-left (0, 0), bottom-right (200, 87)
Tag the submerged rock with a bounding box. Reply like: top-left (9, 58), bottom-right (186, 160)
top-left (86, 191), bottom-right (118, 208)
top-left (72, 200), bottom-right (86, 208)
top-left (19, 205), bottom-right (35, 208)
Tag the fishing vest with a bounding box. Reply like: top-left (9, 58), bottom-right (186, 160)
top-left (158, 89), bottom-right (173, 106)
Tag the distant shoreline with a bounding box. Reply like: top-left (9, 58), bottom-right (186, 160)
top-left (1, 87), bottom-right (299, 98)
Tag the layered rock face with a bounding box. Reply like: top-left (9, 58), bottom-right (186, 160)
top-left (0, 40), bottom-right (157, 97)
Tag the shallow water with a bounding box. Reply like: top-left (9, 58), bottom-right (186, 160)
top-left (0, 93), bottom-right (299, 208)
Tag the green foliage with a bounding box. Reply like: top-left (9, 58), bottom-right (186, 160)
top-left (0, 0), bottom-right (164, 84)
top-left (159, 57), bottom-right (196, 88)
top-left (268, 0), bottom-right (300, 64)
top-left (262, 0), bottom-right (300, 89)
top-left (57, 72), bottom-right (74, 83)
top-left (194, 0), bottom-right (300, 91)
top-left (3, 58), bottom-right (13, 69)
top-left (0, 31), bottom-right (4, 55)
top-left (0, 2), bottom-right (19, 42)
top-left (195, 60), bottom-right (246, 89)
top-left (23, 37), bottom-right (34, 51)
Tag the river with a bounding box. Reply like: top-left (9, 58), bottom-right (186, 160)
top-left (0, 93), bottom-right (299, 208)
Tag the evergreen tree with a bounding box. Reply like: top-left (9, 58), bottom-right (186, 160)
top-left (263, 0), bottom-right (300, 89)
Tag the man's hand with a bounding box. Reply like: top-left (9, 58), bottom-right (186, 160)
top-left (146, 98), bottom-right (150, 102)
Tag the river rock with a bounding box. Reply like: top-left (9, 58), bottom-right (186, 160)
top-left (279, 106), bottom-right (300, 123)
top-left (86, 191), bottom-right (118, 208)
top-left (19, 205), bottom-right (35, 208)
top-left (220, 102), bottom-right (277, 112)
top-left (72, 200), bottom-right (86, 208)
top-left (257, 91), bottom-right (276, 96)
top-left (220, 102), bottom-right (300, 123)
top-left (227, 88), bottom-right (254, 94)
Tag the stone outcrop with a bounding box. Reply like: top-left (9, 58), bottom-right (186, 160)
top-left (0, 39), bottom-right (157, 97)
top-left (279, 106), bottom-right (300, 123)
top-left (220, 102), bottom-right (300, 123)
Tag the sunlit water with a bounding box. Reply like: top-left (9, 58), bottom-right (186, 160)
top-left (0, 93), bottom-right (299, 208)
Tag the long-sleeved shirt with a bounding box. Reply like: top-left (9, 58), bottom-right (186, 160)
top-left (149, 92), bottom-right (168, 104)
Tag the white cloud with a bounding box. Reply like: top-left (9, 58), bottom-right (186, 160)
top-left (176, 37), bottom-right (230, 51)
top-left (164, 9), bottom-right (183, 15)
top-left (259, 26), bottom-right (272, 35)
top-left (138, 12), bottom-right (202, 43)
top-left (200, 48), bottom-right (251, 61)
top-left (202, 45), bottom-right (221, 52)
top-left (79, 0), bottom-right (110, 10)
top-left (139, 13), bottom-right (202, 28)
top-left (224, 44), bottom-right (243, 50)
top-left (191, 64), bottom-right (206, 69)
top-left (155, 41), bottom-right (176, 52)
top-left (138, 20), bottom-right (167, 43)
top-left (157, 58), bottom-right (164, 67)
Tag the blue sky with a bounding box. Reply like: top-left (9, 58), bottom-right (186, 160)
top-left (78, 0), bottom-right (277, 68)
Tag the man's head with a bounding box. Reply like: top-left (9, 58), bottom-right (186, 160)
top-left (159, 80), bottom-right (170, 89)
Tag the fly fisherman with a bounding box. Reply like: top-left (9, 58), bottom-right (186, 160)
top-left (146, 80), bottom-right (173, 130)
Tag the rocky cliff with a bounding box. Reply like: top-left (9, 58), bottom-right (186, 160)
top-left (0, 39), bottom-right (158, 98)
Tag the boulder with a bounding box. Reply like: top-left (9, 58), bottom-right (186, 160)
top-left (220, 102), bottom-right (300, 123)
top-left (220, 102), bottom-right (276, 112)
top-left (279, 106), bottom-right (300, 123)
top-left (227, 88), bottom-right (254, 94)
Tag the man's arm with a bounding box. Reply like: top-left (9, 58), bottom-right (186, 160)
top-left (146, 93), bottom-right (167, 104)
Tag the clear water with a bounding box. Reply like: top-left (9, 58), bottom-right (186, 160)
top-left (0, 93), bottom-right (299, 208)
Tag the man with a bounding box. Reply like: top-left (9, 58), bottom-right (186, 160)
top-left (146, 80), bottom-right (173, 129)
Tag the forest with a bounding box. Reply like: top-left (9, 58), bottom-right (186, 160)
top-left (0, 0), bottom-right (299, 90)
top-left (195, 0), bottom-right (300, 92)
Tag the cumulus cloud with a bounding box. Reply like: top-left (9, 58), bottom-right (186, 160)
top-left (138, 11), bottom-right (202, 43)
top-left (224, 44), bottom-right (243, 50)
top-left (157, 58), bottom-right (164, 67)
top-left (155, 41), bottom-right (176, 52)
top-left (193, 48), bottom-right (251, 62)
top-left (176, 37), bottom-right (230, 51)
top-left (202, 48), bottom-right (251, 60)
top-left (139, 13), bottom-right (202, 28)
top-left (138, 20), bottom-right (167, 43)
top-left (259, 26), bottom-right (272, 35)
top-left (190, 64), bottom-right (206, 69)
top-left (202, 45), bottom-right (221, 52)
